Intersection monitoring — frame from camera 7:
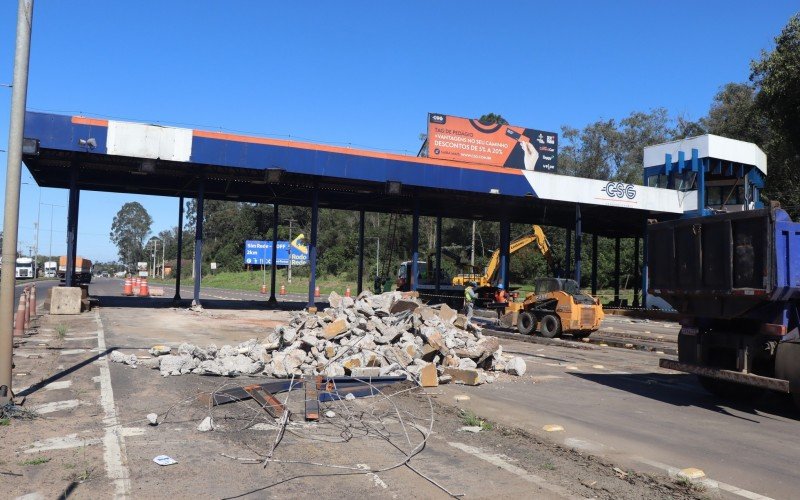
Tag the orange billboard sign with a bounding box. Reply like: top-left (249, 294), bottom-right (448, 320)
top-left (427, 113), bottom-right (557, 172)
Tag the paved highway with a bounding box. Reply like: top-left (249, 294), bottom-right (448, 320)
top-left (84, 278), bottom-right (796, 499)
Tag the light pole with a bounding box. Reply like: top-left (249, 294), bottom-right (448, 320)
top-left (40, 202), bottom-right (64, 261)
top-left (149, 237), bottom-right (161, 278)
top-left (285, 218), bottom-right (296, 283)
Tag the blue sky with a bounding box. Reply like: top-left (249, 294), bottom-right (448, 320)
top-left (0, 1), bottom-right (797, 262)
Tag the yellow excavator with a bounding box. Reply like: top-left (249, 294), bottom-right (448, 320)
top-left (452, 225), bottom-right (555, 287)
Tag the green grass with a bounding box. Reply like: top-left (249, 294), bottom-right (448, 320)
top-left (151, 269), bottom-right (359, 296)
top-left (460, 409), bottom-right (493, 431)
top-left (541, 461), bottom-right (556, 470)
top-left (0, 417), bottom-right (9, 426)
top-left (19, 456), bottom-right (50, 466)
top-left (56, 324), bottom-right (68, 339)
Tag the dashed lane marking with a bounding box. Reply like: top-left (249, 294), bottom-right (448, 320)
top-left (33, 399), bottom-right (82, 414)
top-left (449, 442), bottom-right (579, 499)
top-left (24, 433), bottom-right (102, 453)
top-left (59, 349), bottom-right (86, 355)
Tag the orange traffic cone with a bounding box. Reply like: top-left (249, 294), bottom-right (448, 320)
top-left (260, 284), bottom-right (267, 294)
top-left (123, 277), bottom-right (133, 296)
top-left (23, 289), bottom-right (31, 330)
top-left (28, 285), bottom-right (37, 318)
top-left (13, 294), bottom-right (26, 337)
top-left (314, 285), bottom-right (320, 298)
top-left (280, 284), bottom-right (286, 296)
top-left (345, 287), bottom-right (351, 297)
top-left (138, 278), bottom-right (150, 297)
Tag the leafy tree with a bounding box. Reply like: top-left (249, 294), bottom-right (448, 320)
top-left (110, 202), bottom-right (153, 268)
top-left (478, 113), bottom-right (508, 125)
top-left (701, 83), bottom-right (767, 144)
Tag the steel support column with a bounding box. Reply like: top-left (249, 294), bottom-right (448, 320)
top-left (499, 218), bottom-right (510, 289)
top-left (357, 209), bottom-right (365, 294)
top-left (642, 220), bottom-right (649, 308)
top-left (574, 205), bottom-right (582, 285)
top-left (307, 188), bottom-right (319, 308)
top-left (434, 216), bottom-right (442, 293)
top-left (633, 236), bottom-right (640, 307)
top-left (268, 203), bottom-right (279, 303)
top-left (564, 228), bottom-right (571, 279)
top-left (411, 202), bottom-right (420, 292)
top-left (613, 237), bottom-right (621, 304)
top-left (173, 196), bottom-right (184, 302)
top-left (192, 180), bottom-right (205, 308)
top-left (65, 165), bottom-right (80, 288)
top-left (591, 234), bottom-right (598, 295)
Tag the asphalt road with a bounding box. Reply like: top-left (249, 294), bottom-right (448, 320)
top-left (85, 278), bottom-right (796, 499)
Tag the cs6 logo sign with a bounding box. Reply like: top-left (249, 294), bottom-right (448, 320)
top-left (602, 182), bottom-right (636, 200)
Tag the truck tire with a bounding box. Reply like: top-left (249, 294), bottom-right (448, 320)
top-left (539, 314), bottom-right (562, 338)
top-left (517, 312), bottom-right (536, 335)
top-left (571, 330), bottom-right (593, 339)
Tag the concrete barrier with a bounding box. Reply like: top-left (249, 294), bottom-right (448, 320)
top-left (50, 287), bottom-right (83, 315)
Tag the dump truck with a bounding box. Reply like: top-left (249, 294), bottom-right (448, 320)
top-left (58, 255), bottom-right (93, 284)
top-left (499, 277), bottom-right (604, 338)
top-left (649, 207), bottom-right (800, 407)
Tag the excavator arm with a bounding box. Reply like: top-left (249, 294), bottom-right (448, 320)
top-left (455, 225), bottom-right (554, 287)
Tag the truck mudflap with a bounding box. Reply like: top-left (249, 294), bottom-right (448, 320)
top-left (659, 359), bottom-right (790, 393)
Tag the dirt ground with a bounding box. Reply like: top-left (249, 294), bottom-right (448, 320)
top-left (2, 301), bottom-right (709, 499)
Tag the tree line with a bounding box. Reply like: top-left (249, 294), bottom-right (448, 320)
top-left (108, 14), bottom-right (799, 292)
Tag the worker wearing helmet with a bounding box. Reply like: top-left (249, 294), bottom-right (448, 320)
top-left (494, 283), bottom-right (508, 304)
top-left (464, 282), bottom-right (478, 326)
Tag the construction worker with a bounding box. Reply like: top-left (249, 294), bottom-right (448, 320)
top-left (464, 281), bottom-right (477, 326)
top-left (494, 283), bottom-right (508, 304)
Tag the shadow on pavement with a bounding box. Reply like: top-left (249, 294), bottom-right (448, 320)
top-left (570, 371), bottom-right (800, 422)
top-left (94, 294), bottom-right (320, 311)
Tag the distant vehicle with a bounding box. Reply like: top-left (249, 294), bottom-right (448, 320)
top-left (44, 261), bottom-right (57, 278)
top-left (101, 272), bottom-right (109, 278)
top-left (114, 271), bottom-right (127, 278)
top-left (58, 255), bottom-right (93, 284)
top-left (15, 257), bottom-right (34, 279)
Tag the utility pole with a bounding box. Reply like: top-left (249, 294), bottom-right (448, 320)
top-left (1, 0), bottom-right (34, 405)
top-left (471, 220), bottom-right (476, 267)
top-left (286, 218), bottom-right (296, 283)
top-left (33, 186), bottom-right (40, 276)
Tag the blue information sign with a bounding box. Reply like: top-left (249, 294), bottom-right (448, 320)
top-left (244, 240), bottom-right (308, 266)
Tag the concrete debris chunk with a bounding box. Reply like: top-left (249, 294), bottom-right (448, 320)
top-left (111, 291), bottom-right (524, 382)
top-left (197, 416), bottom-right (217, 432)
top-left (147, 413), bottom-right (158, 425)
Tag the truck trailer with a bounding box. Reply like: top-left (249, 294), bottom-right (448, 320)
top-left (649, 206), bottom-right (800, 406)
top-left (58, 256), bottom-right (93, 284)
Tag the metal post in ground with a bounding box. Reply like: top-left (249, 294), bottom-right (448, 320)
top-left (574, 204), bottom-right (582, 285)
top-left (65, 165), bottom-right (80, 288)
top-left (411, 201), bottom-right (420, 292)
top-left (497, 217), bottom-right (510, 289)
top-left (192, 179), bottom-right (205, 308)
top-left (434, 216), bottom-right (442, 293)
top-left (564, 228), bottom-right (571, 279)
top-left (307, 188), bottom-right (319, 309)
top-left (633, 236), bottom-right (640, 307)
top-left (1, 1), bottom-right (35, 404)
top-left (614, 237), bottom-right (621, 305)
top-left (174, 196), bottom-right (184, 302)
top-left (268, 203), bottom-right (279, 304)
top-left (642, 220), bottom-right (649, 308)
top-left (357, 209), bottom-right (365, 295)
top-left (591, 234), bottom-right (598, 296)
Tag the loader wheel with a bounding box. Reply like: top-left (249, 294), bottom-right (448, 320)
top-left (539, 314), bottom-right (562, 338)
top-left (517, 312), bottom-right (536, 335)
top-left (571, 330), bottom-right (593, 339)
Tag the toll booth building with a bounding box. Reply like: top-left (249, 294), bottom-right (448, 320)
top-left (643, 134), bottom-right (766, 217)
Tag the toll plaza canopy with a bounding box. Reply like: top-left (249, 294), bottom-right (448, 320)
top-left (21, 112), bottom-right (695, 238)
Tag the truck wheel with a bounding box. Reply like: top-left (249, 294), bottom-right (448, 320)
top-left (539, 314), bottom-right (562, 338)
top-left (517, 312), bottom-right (536, 335)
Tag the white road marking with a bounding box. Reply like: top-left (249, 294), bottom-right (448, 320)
top-left (94, 310), bottom-right (132, 497)
top-left (449, 442), bottom-right (579, 499)
top-left (59, 349), bottom-right (86, 355)
top-left (563, 437), bottom-right (606, 453)
top-left (44, 380), bottom-right (72, 390)
top-left (24, 433), bottom-right (102, 453)
top-left (356, 463), bottom-right (389, 489)
top-left (33, 399), bottom-right (81, 414)
top-left (635, 456), bottom-right (773, 499)
top-left (120, 427), bottom-right (147, 437)
top-left (65, 336), bottom-right (98, 341)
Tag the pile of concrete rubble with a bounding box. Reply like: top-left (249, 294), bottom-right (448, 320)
top-left (110, 290), bottom-right (526, 386)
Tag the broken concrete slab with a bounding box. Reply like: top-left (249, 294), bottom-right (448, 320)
top-left (49, 287), bottom-right (82, 315)
top-left (443, 367), bottom-right (484, 386)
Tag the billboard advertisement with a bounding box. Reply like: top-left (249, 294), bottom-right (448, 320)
top-left (244, 234), bottom-right (309, 266)
top-left (427, 113), bottom-right (558, 173)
